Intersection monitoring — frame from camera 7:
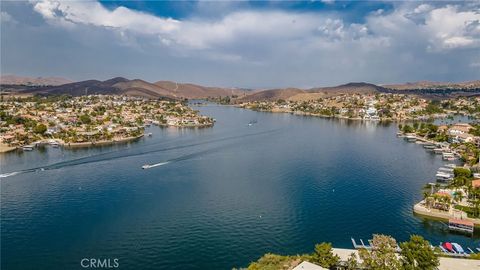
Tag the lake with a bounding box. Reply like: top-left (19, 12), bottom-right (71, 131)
top-left (1, 104), bottom-right (478, 270)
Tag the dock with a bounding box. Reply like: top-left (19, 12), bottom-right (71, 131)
top-left (351, 238), bottom-right (372, 250)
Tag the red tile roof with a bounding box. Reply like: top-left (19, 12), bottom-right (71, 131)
top-left (472, 179), bottom-right (480, 188)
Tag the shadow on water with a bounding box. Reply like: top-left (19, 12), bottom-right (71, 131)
top-left (415, 215), bottom-right (480, 240)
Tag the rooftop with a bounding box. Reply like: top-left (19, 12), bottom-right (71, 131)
top-left (292, 261), bottom-right (327, 270)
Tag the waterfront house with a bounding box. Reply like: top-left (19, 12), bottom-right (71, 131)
top-left (448, 123), bottom-right (473, 135)
top-left (292, 261), bottom-right (327, 270)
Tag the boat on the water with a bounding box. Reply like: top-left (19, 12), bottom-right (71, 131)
top-left (452, 243), bottom-right (465, 254)
top-left (22, 145), bottom-right (35, 151)
top-left (436, 170), bottom-right (454, 182)
top-left (423, 144), bottom-right (436, 149)
top-left (442, 152), bottom-right (455, 161)
top-left (445, 164), bottom-right (457, 169)
top-left (404, 135), bottom-right (417, 142)
top-left (438, 167), bottom-right (454, 173)
top-left (49, 141), bottom-right (60, 148)
top-left (442, 242), bottom-right (455, 253)
top-left (141, 162), bottom-right (168, 169)
top-left (449, 219), bottom-right (474, 234)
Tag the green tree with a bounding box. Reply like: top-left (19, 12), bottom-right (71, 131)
top-left (33, 123), bottom-right (47, 134)
top-left (400, 235), bottom-right (439, 270)
top-left (79, 114), bottom-right (91, 124)
top-left (345, 252), bottom-right (359, 270)
top-left (310, 242), bottom-right (340, 269)
top-left (359, 234), bottom-right (401, 270)
top-left (402, 125), bottom-right (414, 133)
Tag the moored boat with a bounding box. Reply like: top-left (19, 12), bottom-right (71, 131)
top-left (442, 152), bottom-right (455, 161)
top-left (404, 135), bottom-right (417, 142)
top-left (451, 243), bottom-right (465, 254)
top-left (445, 164), bottom-right (457, 169)
top-left (22, 145), bottom-right (34, 151)
top-left (438, 167), bottom-right (454, 173)
top-left (449, 219), bottom-right (474, 234)
top-left (442, 242), bottom-right (455, 253)
top-left (423, 144), bottom-right (436, 149)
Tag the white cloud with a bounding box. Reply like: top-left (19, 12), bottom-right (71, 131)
top-left (0, 11), bottom-right (16, 23)
top-left (31, 1), bottom-right (480, 53)
top-left (3, 1), bottom-right (478, 87)
top-left (32, 1), bottom-right (180, 34)
top-left (424, 5), bottom-right (480, 50)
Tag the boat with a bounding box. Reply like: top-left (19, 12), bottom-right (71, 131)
top-left (49, 141), bottom-right (60, 148)
top-left (445, 164), bottom-right (457, 169)
top-left (439, 246), bottom-right (449, 253)
top-left (141, 162), bottom-right (168, 170)
top-left (147, 133), bottom-right (153, 137)
top-left (442, 152), bottom-right (455, 161)
top-left (438, 167), bottom-right (454, 173)
top-left (449, 219), bottom-right (474, 234)
top-left (433, 148), bottom-right (446, 154)
top-left (22, 145), bottom-right (34, 151)
top-left (451, 243), bottom-right (465, 254)
top-left (404, 135), bottom-right (417, 142)
top-left (436, 172), bottom-right (453, 182)
top-left (442, 242), bottom-right (455, 253)
top-left (423, 144), bottom-right (436, 149)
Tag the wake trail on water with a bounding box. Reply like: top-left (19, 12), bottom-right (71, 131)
top-left (0, 128), bottom-right (282, 178)
top-left (143, 141), bottom-right (241, 170)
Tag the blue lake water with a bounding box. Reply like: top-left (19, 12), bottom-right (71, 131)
top-left (1, 104), bottom-right (479, 270)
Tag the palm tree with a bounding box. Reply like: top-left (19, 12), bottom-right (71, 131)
top-left (423, 192), bottom-right (431, 208)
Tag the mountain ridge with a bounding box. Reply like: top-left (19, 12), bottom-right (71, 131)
top-left (2, 76), bottom-right (479, 100)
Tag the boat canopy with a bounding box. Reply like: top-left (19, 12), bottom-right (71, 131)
top-left (451, 243), bottom-right (464, 253)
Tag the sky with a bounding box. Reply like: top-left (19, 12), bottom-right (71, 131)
top-left (1, 1), bottom-right (479, 88)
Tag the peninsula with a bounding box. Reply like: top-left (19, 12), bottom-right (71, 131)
top-left (0, 95), bottom-right (214, 152)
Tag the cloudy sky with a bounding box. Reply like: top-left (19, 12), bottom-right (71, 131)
top-left (1, 1), bottom-right (479, 88)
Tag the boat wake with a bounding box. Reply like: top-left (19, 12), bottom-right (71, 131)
top-left (0, 171), bottom-right (21, 178)
top-left (0, 128), bottom-right (282, 178)
top-left (142, 161), bottom-right (170, 169)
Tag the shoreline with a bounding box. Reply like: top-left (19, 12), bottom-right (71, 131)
top-left (237, 106), bottom-right (463, 123)
top-left (413, 201), bottom-right (480, 227)
top-left (0, 122), bottom-right (214, 153)
top-left (0, 143), bottom-right (17, 153)
top-left (63, 134), bottom-right (145, 148)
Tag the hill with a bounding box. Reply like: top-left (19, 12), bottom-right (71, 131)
top-left (3, 76), bottom-right (479, 100)
top-left (2, 77), bottom-right (249, 99)
top-left (236, 83), bottom-right (385, 102)
top-left (20, 77), bottom-right (128, 96)
top-left (154, 81), bottom-right (247, 99)
top-left (235, 88), bottom-right (305, 102)
top-left (0, 75), bottom-right (73, 86)
top-left (383, 80), bottom-right (480, 90)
